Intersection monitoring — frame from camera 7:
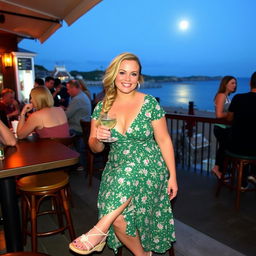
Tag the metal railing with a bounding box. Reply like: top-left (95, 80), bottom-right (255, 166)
top-left (165, 113), bottom-right (229, 175)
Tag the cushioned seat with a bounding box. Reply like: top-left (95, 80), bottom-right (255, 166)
top-left (216, 150), bottom-right (256, 209)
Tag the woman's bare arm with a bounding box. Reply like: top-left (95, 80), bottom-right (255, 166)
top-left (215, 93), bottom-right (227, 118)
top-left (0, 120), bottom-right (16, 146)
top-left (88, 119), bottom-right (106, 153)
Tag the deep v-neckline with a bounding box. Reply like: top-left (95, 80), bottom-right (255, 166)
top-left (114, 95), bottom-right (147, 136)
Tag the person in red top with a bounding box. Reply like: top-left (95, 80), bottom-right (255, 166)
top-left (17, 86), bottom-right (69, 139)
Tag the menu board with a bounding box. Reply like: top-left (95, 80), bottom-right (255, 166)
top-left (18, 58), bottom-right (32, 70)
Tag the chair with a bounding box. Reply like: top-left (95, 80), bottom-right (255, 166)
top-left (216, 150), bottom-right (256, 209)
top-left (1, 252), bottom-right (50, 256)
top-left (80, 119), bottom-right (109, 186)
top-left (17, 136), bottom-right (76, 252)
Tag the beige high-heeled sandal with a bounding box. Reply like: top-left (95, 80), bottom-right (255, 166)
top-left (69, 226), bottom-right (109, 255)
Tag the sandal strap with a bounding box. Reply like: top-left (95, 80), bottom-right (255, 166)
top-left (79, 234), bottom-right (92, 250)
top-left (94, 225), bottom-right (109, 237)
top-left (78, 226), bottom-right (109, 250)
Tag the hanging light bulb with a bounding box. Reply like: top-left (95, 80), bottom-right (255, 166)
top-left (2, 53), bottom-right (13, 67)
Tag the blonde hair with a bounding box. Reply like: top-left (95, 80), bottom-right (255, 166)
top-left (30, 86), bottom-right (54, 110)
top-left (102, 52), bottom-right (144, 113)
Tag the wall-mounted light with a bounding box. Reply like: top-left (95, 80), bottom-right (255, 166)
top-left (2, 53), bottom-right (13, 68)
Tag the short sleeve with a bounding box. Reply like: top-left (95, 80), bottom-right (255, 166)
top-left (91, 101), bottom-right (103, 120)
top-left (147, 95), bottom-right (166, 121)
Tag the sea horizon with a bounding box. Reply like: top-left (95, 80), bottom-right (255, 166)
top-left (88, 77), bottom-right (250, 112)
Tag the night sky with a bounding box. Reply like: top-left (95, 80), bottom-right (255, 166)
top-left (19, 0), bottom-right (256, 77)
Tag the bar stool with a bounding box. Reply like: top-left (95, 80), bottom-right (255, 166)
top-left (216, 150), bottom-right (256, 209)
top-left (17, 170), bottom-right (75, 252)
top-left (2, 252), bottom-right (50, 256)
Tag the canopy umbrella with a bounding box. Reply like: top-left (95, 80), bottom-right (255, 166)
top-left (0, 0), bottom-right (102, 43)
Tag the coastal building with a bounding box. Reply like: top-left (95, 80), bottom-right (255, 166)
top-left (52, 65), bottom-right (73, 82)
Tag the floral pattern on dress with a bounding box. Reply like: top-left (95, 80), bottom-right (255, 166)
top-left (91, 94), bottom-right (175, 254)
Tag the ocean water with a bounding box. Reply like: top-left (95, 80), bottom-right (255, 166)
top-left (88, 77), bottom-right (250, 112)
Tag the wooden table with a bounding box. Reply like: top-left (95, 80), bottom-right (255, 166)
top-left (0, 139), bottom-right (79, 252)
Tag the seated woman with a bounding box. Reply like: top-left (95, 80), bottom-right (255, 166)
top-left (212, 76), bottom-right (236, 179)
top-left (17, 86), bottom-right (70, 139)
top-left (0, 120), bottom-right (16, 146)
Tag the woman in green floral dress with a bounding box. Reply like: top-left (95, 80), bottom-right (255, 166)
top-left (70, 53), bottom-right (178, 256)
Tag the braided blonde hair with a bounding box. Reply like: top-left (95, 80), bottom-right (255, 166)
top-left (101, 52), bottom-right (144, 114)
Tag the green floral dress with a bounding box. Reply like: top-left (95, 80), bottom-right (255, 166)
top-left (91, 95), bottom-right (175, 254)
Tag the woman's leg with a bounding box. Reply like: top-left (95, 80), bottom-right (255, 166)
top-left (113, 215), bottom-right (150, 256)
top-left (71, 198), bottom-right (134, 250)
top-left (71, 198), bottom-right (150, 255)
top-left (213, 126), bottom-right (229, 178)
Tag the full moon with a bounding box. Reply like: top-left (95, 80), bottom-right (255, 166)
top-left (179, 20), bottom-right (189, 30)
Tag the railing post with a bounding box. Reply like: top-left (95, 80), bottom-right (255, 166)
top-left (188, 101), bottom-right (194, 115)
top-left (186, 101), bottom-right (195, 137)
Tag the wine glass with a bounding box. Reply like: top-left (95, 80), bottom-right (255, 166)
top-left (99, 113), bottom-right (117, 142)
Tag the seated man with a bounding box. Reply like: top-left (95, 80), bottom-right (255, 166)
top-left (227, 71), bottom-right (256, 186)
top-left (66, 80), bottom-right (92, 171)
top-left (227, 72), bottom-right (256, 155)
top-left (0, 88), bottom-right (20, 123)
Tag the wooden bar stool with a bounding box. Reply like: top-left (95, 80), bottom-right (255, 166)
top-left (216, 150), bottom-right (256, 209)
top-left (17, 171), bottom-right (75, 252)
top-left (2, 252), bottom-right (50, 256)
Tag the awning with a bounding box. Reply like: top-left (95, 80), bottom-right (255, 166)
top-left (0, 0), bottom-right (102, 43)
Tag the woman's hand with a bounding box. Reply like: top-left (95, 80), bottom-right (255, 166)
top-left (96, 125), bottom-right (111, 141)
top-left (21, 103), bottom-right (33, 116)
top-left (167, 177), bottom-right (178, 200)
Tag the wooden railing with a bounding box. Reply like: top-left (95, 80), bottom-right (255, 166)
top-left (165, 113), bottom-right (229, 174)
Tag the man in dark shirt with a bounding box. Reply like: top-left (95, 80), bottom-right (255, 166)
top-left (44, 76), bottom-right (54, 90)
top-left (227, 72), bottom-right (256, 156)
